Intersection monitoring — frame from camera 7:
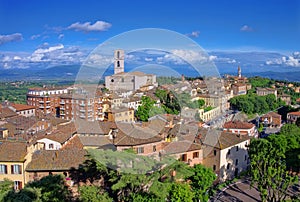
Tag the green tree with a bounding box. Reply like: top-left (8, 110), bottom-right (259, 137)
top-left (136, 96), bottom-right (155, 121)
top-left (188, 164), bottom-right (216, 202)
top-left (111, 173), bottom-right (150, 202)
top-left (249, 137), bottom-right (297, 202)
top-left (168, 183), bottom-right (193, 202)
top-left (3, 175), bottom-right (71, 202)
top-left (0, 179), bottom-right (13, 201)
top-left (79, 185), bottom-right (112, 202)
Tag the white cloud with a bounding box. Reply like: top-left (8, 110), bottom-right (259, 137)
top-left (58, 34), bottom-right (64, 40)
top-left (30, 34), bottom-right (41, 40)
top-left (13, 56), bottom-right (21, 60)
top-left (186, 31), bottom-right (200, 38)
top-left (68, 21), bottom-right (112, 32)
top-left (0, 33), bottom-right (23, 45)
top-left (265, 52), bottom-right (300, 67)
top-left (145, 57), bottom-right (153, 62)
top-left (85, 53), bottom-right (114, 67)
top-left (240, 25), bottom-right (253, 32)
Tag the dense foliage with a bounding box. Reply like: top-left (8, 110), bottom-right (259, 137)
top-left (2, 175), bottom-right (71, 202)
top-left (249, 124), bottom-right (300, 201)
top-left (248, 77), bottom-right (275, 88)
top-left (230, 94), bottom-right (285, 114)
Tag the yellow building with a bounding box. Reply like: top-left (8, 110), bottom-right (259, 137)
top-left (106, 107), bottom-right (135, 123)
top-left (0, 141), bottom-right (28, 190)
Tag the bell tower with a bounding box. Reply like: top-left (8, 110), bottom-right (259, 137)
top-left (238, 66), bottom-right (241, 78)
top-left (114, 49), bottom-right (124, 74)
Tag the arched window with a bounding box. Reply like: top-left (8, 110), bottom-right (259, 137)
top-left (117, 51), bottom-right (120, 59)
top-left (117, 61), bottom-right (120, 67)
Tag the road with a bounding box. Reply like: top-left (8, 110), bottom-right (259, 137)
top-left (210, 180), bottom-right (261, 202)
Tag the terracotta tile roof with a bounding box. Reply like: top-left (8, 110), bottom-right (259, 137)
top-left (76, 120), bottom-right (116, 135)
top-left (113, 123), bottom-right (163, 146)
top-left (261, 111), bottom-right (281, 118)
top-left (41, 122), bottom-right (76, 144)
top-left (162, 141), bottom-right (202, 155)
top-left (6, 116), bottom-right (37, 131)
top-left (62, 135), bottom-right (83, 150)
top-left (10, 103), bottom-right (36, 111)
top-left (0, 107), bottom-right (17, 119)
top-left (288, 111), bottom-right (300, 116)
top-left (199, 129), bottom-right (250, 149)
top-left (223, 121), bottom-right (254, 129)
top-left (26, 148), bottom-right (86, 171)
top-left (0, 141), bottom-right (27, 162)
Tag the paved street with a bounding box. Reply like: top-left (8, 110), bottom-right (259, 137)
top-left (211, 180), bottom-right (261, 202)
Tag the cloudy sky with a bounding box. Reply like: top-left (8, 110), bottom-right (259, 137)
top-left (0, 0), bottom-right (299, 70)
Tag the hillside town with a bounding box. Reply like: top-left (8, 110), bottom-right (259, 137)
top-left (1, 50), bottom-right (300, 201)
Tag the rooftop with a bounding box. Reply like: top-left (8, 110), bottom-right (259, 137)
top-left (223, 121), bottom-right (255, 130)
top-left (10, 103), bottom-right (36, 111)
top-left (26, 148), bottom-right (86, 171)
top-left (0, 141), bottom-right (28, 162)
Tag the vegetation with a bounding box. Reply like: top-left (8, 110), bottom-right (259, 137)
top-left (248, 77), bottom-right (275, 88)
top-left (157, 76), bottom-right (180, 85)
top-left (249, 124), bottom-right (300, 201)
top-left (14, 152), bottom-right (213, 202)
top-left (229, 94), bottom-right (285, 115)
top-left (2, 175), bottom-right (71, 202)
top-left (0, 179), bottom-right (13, 201)
top-left (0, 81), bottom-right (73, 104)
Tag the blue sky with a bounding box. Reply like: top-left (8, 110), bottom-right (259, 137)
top-left (0, 0), bottom-right (299, 70)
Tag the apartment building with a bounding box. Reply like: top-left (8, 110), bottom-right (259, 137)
top-left (200, 129), bottom-right (251, 182)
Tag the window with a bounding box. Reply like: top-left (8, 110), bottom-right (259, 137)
top-left (236, 146), bottom-right (239, 152)
top-left (121, 78), bottom-right (124, 82)
top-left (117, 61), bottom-right (120, 67)
top-left (213, 165), bottom-right (216, 171)
top-left (0, 164), bottom-right (7, 174)
top-left (227, 149), bottom-right (231, 155)
top-left (235, 159), bottom-right (239, 166)
top-left (49, 143), bottom-right (54, 149)
top-left (181, 154), bottom-right (187, 162)
top-left (214, 149), bottom-right (217, 156)
top-left (153, 145), bottom-right (156, 152)
top-left (14, 181), bottom-right (22, 190)
top-left (193, 152), bottom-right (199, 159)
top-left (11, 165), bottom-right (22, 174)
top-left (227, 163), bottom-right (231, 170)
top-left (245, 155), bottom-right (247, 161)
top-left (137, 147), bottom-right (144, 154)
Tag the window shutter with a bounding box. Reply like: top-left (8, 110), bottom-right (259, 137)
top-left (11, 165), bottom-right (14, 174)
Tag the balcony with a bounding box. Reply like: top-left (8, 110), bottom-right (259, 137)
top-left (79, 115), bottom-right (85, 119)
top-left (79, 109), bottom-right (85, 112)
top-left (60, 101), bottom-right (65, 105)
top-left (60, 107), bottom-right (65, 110)
top-left (79, 103), bottom-right (85, 107)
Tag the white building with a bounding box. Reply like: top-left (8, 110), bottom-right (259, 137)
top-left (105, 50), bottom-right (158, 91)
top-left (200, 129), bottom-right (250, 182)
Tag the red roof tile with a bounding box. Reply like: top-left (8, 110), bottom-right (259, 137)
top-left (0, 141), bottom-right (27, 162)
top-left (223, 121), bottom-right (254, 129)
